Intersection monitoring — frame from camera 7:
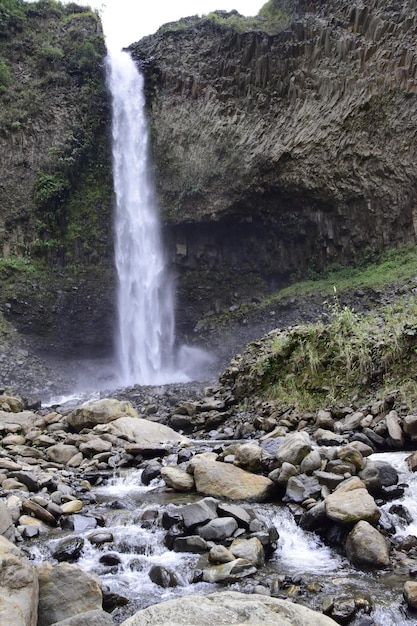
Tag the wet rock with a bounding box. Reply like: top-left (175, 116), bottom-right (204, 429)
top-left (202, 559), bottom-right (257, 583)
top-left (198, 516), bottom-right (238, 541)
top-left (99, 553), bottom-right (122, 566)
top-left (406, 451), bottom-right (417, 472)
top-left (0, 535), bottom-right (38, 626)
top-left (88, 531), bottom-right (114, 546)
top-left (192, 459), bottom-right (274, 501)
top-left (141, 460), bottom-right (161, 485)
top-left (52, 536), bottom-right (85, 562)
top-left (345, 521), bottom-right (390, 568)
top-left (60, 514), bottom-right (97, 533)
top-left (148, 564), bottom-right (180, 588)
top-left (161, 466), bottom-right (195, 491)
top-left (172, 535), bottom-right (208, 553)
top-left (208, 544), bottom-right (235, 563)
top-left (180, 497), bottom-right (218, 529)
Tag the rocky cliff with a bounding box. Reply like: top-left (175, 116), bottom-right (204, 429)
top-left (0, 0), bottom-right (115, 355)
top-left (1, 0), bottom-right (417, 360)
top-left (131, 0), bottom-right (417, 332)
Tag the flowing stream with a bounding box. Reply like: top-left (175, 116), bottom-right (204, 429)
top-left (27, 452), bottom-right (417, 625)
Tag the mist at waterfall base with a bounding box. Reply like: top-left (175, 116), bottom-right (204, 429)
top-left (107, 47), bottom-right (213, 388)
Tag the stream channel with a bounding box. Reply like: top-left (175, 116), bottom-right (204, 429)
top-left (25, 446), bottom-right (417, 625)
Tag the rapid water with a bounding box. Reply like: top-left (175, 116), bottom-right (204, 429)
top-left (107, 48), bottom-right (176, 386)
top-left (28, 456), bottom-right (417, 625)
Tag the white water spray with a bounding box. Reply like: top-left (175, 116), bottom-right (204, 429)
top-left (107, 48), bottom-right (177, 386)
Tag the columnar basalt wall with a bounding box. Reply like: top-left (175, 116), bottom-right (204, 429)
top-left (131, 0), bottom-right (417, 327)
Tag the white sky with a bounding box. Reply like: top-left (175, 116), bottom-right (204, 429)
top-left (78, 0), bottom-right (266, 48)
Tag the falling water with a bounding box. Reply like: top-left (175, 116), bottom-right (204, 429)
top-left (107, 48), bottom-right (176, 386)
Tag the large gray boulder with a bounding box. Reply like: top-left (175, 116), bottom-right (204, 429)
top-left (37, 562), bottom-right (102, 626)
top-left (94, 417), bottom-right (188, 444)
top-left (275, 432), bottom-right (312, 466)
top-left (119, 591), bottom-right (339, 625)
top-left (50, 610), bottom-right (114, 625)
top-left (66, 398), bottom-right (138, 432)
top-left (0, 535), bottom-right (38, 626)
top-left (192, 459), bottom-right (274, 501)
top-left (325, 485), bottom-right (380, 525)
top-left (345, 520), bottom-right (390, 568)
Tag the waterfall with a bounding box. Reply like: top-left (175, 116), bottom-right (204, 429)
top-left (106, 48), bottom-right (176, 386)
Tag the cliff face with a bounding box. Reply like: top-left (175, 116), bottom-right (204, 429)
top-left (131, 0), bottom-right (417, 330)
top-left (0, 0), bottom-right (115, 355)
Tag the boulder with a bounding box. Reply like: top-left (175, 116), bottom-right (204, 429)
top-left (172, 535), bottom-right (208, 553)
top-left (0, 394), bottom-right (24, 412)
top-left (79, 438), bottom-right (112, 456)
top-left (229, 537), bottom-right (265, 567)
top-left (345, 520), bottom-right (390, 568)
top-left (37, 562), bottom-right (102, 626)
top-left (403, 581), bottom-right (417, 609)
top-left (160, 467), bottom-right (195, 492)
top-left (202, 559), bottom-right (257, 583)
top-left (234, 443), bottom-right (264, 473)
top-left (325, 488), bottom-right (380, 524)
top-left (179, 497), bottom-right (218, 529)
top-left (385, 410), bottom-right (404, 447)
top-left (94, 417), bottom-right (188, 445)
top-left (208, 544), bottom-right (235, 563)
top-left (300, 450), bottom-right (322, 474)
top-left (0, 501), bottom-right (15, 542)
top-left (66, 398), bottom-right (138, 432)
top-left (46, 444), bottom-right (79, 465)
top-left (0, 410), bottom-right (42, 433)
top-left (275, 432), bottom-right (312, 466)
top-left (0, 535), bottom-right (38, 626)
top-left (118, 591), bottom-right (339, 625)
top-left (198, 517), bottom-right (238, 541)
top-left (50, 610), bottom-right (114, 626)
top-left (193, 459), bottom-right (274, 501)
top-left (284, 475), bottom-right (321, 503)
top-left (403, 415), bottom-right (417, 440)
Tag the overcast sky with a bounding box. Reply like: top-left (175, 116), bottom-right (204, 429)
top-left (78, 0), bottom-right (266, 48)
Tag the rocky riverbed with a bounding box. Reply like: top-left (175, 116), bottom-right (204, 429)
top-left (2, 365), bottom-right (417, 626)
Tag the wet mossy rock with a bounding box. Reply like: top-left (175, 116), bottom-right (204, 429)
top-left (131, 0), bottom-right (417, 320)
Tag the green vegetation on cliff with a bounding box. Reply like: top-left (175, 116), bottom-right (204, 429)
top-left (0, 0), bottom-right (112, 265)
top-left (220, 244), bottom-right (417, 411)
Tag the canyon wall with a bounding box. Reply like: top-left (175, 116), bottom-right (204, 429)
top-left (131, 0), bottom-right (417, 332)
